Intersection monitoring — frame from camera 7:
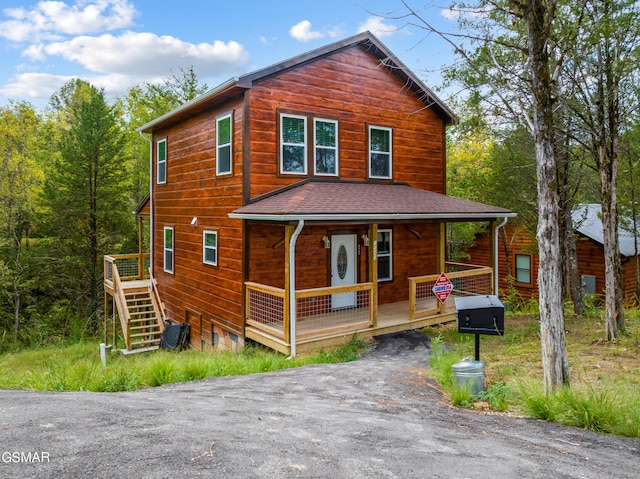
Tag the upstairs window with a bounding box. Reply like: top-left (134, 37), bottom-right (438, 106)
top-left (377, 229), bottom-right (393, 281)
top-left (217, 113), bottom-right (232, 175)
top-left (203, 230), bottom-right (218, 266)
top-left (314, 118), bottom-right (338, 176)
top-left (164, 226), bottom-right (174, 274)
top-left (369, 126), bottom-right (392, 179)
top-left (157, 138), bottom-right (167, 184)
top-left (515, 254), bottom-right (531, 284)
top-left (280, 114), bottom-right (307, 174)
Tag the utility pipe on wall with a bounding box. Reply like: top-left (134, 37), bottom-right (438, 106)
top-left (139, 132), bottom-right (153, 285)
top-left (494, 217), bottom-right (509, 295)
top-left (288, 219), bottom-right (305, 358)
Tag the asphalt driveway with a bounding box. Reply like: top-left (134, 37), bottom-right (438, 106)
top-left (1, 331), bottom-right (638, 478)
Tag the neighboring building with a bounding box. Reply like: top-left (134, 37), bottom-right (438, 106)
top-left (465, 204), bottom-right (640, 304)
top-left (105, 32), bottom-right (514, 355)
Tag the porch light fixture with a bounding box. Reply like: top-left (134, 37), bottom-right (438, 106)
top-left (322, 236), bottom-right (331, 249)
top-left (362, 234), bottom-right (369, 247)
top-left (190, 217), bottom-right (198, 226)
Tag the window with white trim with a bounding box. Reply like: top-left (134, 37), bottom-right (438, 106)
top-left (157, 138), bottom-right (167, 184)
top-left (369, 126), bottom-right (392, 179)
top-left (314, 118), bottom-right (338, 176)
top-left (216, 114), bottom-right (232, 175)
top-left (515, 254), bottom-right (531, 284)
top-left (377, 229), bottom-right (393, 281)
top-left (280, 114), bottom-right (307, 174)
top-left (203, 230), bottom-right (218, 266)
top-left (164, 226), bottom-right (174, 273)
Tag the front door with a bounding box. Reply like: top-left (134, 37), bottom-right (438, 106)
top-left (331, 234), bottom-right (357, 309)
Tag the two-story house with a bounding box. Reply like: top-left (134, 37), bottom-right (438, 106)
top-left (104, 32), bottom-right (514, 355)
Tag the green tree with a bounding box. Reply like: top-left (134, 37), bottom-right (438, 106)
top-left (116, 66), bottom-right (210, 205)
top-left (0, 101), bottom-right (43, 337)
top-left (43, 81), bottom-right (131, 330)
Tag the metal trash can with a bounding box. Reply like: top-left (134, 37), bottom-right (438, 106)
top-left (452, 357), bottom-right (485, 396)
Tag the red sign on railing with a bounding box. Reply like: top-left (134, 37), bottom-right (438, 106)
top-left (432, 272), bottom-right (454, 303)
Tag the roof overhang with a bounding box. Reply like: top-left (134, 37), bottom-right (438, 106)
top-left (228, 180), bottom-right (516, 223)
top-left (229, 212), bottom-right (516, 222)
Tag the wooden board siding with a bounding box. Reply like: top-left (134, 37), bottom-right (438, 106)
top-left (245, 44), bottom-right (446, 199)
top-left (465, 223), bottom-right (540, 300)
top-left (246, 222), bottom-right (439, 306)
top-left (151, 96), bottom-right (246, 337)
top-left (378, 224), bottom-right (439, 304)
top-left (468, 223), bottom-right (640, 304)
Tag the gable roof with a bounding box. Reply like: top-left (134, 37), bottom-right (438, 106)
top-left (572, 204), bottom-right (640, 257)
top-left (229, 179), bottom-right (515, 222)
top-left (137, 31), bottom-right (455, 134)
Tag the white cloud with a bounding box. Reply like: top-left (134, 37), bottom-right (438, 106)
top-left (0, 0), bottom-right (137, 42)
top-left (3, 31), bottom-right (250, 101)
top-left (27, 31), bottom-right (250, 78)
top-left (0, 71), bottom-right (74, 99)
top-left (357, 16), bottom-right (398, 38)
top-left (289, 20), bottom-right (325, 42)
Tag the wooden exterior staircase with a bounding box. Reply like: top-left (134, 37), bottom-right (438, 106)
top-left (104, 254), bottom-right (166, 354)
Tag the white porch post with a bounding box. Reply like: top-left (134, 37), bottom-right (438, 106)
top-left (286, 220), bottom-right (304, 358)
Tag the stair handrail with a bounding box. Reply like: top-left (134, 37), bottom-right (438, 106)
top-left (148, 269), bottom-right (167, 333)
top-left (111, 261), bottom-right (132, 350)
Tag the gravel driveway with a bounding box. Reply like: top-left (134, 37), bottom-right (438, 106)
top-left (1, 331), bottom-right (638, 478)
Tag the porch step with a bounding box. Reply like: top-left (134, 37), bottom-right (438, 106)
top-left (123, 289), bottom-right (163, 350)
top-left (120, 345), bottom-right (159, 355)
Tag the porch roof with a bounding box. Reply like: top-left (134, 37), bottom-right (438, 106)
top-left (229, 180), bottom-right (515, 222)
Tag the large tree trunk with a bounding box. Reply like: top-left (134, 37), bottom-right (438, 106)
top-left (600, 171), bottom-right (623, 339)
top-left (521, 0), bottom-right (570, 392)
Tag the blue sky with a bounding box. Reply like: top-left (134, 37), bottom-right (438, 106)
top-left (0, 0), bottom-right (458, 107)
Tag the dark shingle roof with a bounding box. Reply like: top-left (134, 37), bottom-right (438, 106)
top-left (229, 180), bottom-right (514, 222)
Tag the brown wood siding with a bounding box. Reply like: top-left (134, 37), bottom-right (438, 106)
top-left (378, 224), bottom-right (439, 304)
top-left (467, 223), bottom-right (640, 304)
top-left (465, 224), bottom-right (540, 300)
top-left (246, 45), bottom-right (446, 199)
top-left (246, 222), bottom-right (439, 306)
top-left (151, 96), bottom-right (245, 336)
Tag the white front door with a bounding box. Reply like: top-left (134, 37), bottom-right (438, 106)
top-left (331, 234), bottom-right (357, 309)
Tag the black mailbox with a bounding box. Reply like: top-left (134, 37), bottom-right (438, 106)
top-left (455, 295), bottom-right (504, 336)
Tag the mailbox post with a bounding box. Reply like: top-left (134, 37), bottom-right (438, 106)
top-left (454, 295), bottom-right (504, 360)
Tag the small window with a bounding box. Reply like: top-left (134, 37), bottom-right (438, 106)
top-left (157, 138), bottom-right (167, 184)
top-left (515, 254), bottom-right (531, 284)
top-left (203, 230), bottom-right (218, 266)
top-left (314, 118), bottom-right (338, 176)
top-left (377, 229), bottom-right (393, 281)
top-left (164, 226), bottom-right (174, 274)
top-left (217, 114), bottom-right (232, 175)
top-left (369, 126), bottom-right (392, 179)
top-left (280, 114), bottom-right (307, 174)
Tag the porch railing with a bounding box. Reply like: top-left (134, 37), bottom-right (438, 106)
top-left (245, 263), bottom-right (493, 348)
top-left (408, 262), bottom-right (493, 321)
top-left (104, 253), bottom-right (150, 288)
top-left (245, 282), bottom-right (373, 343)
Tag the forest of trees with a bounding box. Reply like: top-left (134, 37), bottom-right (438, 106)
top-left (1, 1), bottom-right (639, 393)
top-left (0, 69), bottom-right (207, 350)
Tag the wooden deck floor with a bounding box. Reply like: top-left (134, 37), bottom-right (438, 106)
top-left (251, 299), bottom-right (457, 354)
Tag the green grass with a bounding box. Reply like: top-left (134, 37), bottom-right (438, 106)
top-left (0, 335), bottom-right (369, 392)
top-left (423, 310), bottom-right (640, 438)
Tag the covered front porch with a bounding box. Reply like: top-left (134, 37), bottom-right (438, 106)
top-left (230, 180), bottom-right (514, 356)
top-left (244, 261), bottom-right (494, 354)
